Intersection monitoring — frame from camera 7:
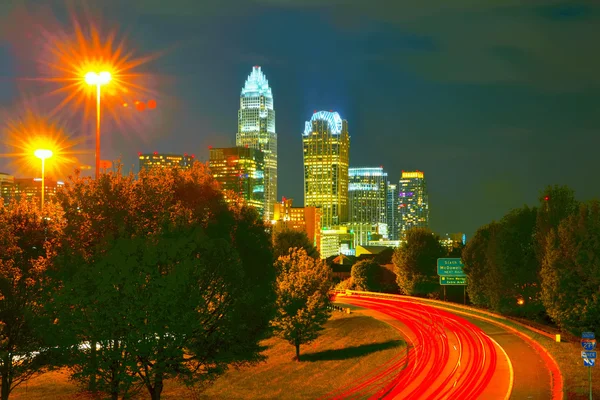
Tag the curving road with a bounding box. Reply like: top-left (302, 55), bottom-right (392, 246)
top-left (322, 295), bottom-right (513, 400)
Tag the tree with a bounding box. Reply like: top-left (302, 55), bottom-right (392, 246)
top-left (0, 199), bottom-right (64, 400)
top-left (50, 164), bottom-right (277, 400)
top-left (272, 249), bottom-right (332, 360)
top-left (534, 185), bottom-right (578, 265)
top-left (462, 207), bottom-right (541, 316)
top-left (541, 201), bottom-right (600, 334)
top-left (273, 230), bottom-right (319, 259)
top-left (351, 259), bottom-right (381, 292)
top-left (392, 228), bottom-right (446, 296)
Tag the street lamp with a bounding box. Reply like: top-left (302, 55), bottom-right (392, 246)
top-left (34, 149), bottom-right (53, 210)
top-left (85, 71), bottom-right (112, 179)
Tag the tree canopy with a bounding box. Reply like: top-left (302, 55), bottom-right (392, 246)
top-left (393, 228), bottom-right (446, 296)
top-left (0, 199), bottom-right (63, 400)
top-left (273, 230), bottom-right (319, 259)
top-left (351, 259), bottom-right (382, 292)
top-left (541, 201), bottom-right (600, 334)
top-left (46, 164), bottom-right (276, 400)
top-left (271, 248), bottom-right (332, 360)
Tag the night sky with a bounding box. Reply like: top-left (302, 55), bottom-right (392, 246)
top-left (1, 0), bottom-right (599, 238)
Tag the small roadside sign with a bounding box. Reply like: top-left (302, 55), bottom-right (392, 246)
top-left (582, 339), bottom-right (597, 351)
top-left (582, 351), bottom-right (597, 359)
top-left (439, 276), bottom-right (467, 285)
top-left (437, 258), bottom-right (466, 277)
top-left (584, 358), bottom-right (596, 367)
top-left (582, 332), bottom-right (595, 339)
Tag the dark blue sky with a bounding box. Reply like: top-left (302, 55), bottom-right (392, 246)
top-left (1, 0), bottom-right (599, 238)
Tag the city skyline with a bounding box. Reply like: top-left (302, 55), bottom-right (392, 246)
top-left (1, 1), bottom-right (599, 240)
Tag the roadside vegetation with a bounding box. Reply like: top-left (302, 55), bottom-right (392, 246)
top-left (9, 312), bottom-right (405, 400)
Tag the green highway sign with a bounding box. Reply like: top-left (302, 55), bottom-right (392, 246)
top-left (439, 276), bottom-right (467, 285)
top-left (437, 258), bottom-right (466, 277)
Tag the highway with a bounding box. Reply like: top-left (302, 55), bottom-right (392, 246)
top-left (323, 295), bottom-right (513, 400)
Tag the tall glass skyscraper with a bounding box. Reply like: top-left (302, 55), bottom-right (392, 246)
top-left (348, 167), bottom-right (387, 225)
top-left (237, 66), bottom-right (276, 220)
top-left (303, 111), bottom-right (350, 228)
top-left (386, 182), bottom-right (399, 240)
top-left (398, 170), bottom-right (429, 238)
top-left (209, 147), bottom-right (265, 215)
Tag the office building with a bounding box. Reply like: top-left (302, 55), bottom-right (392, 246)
top-left (386, 183), bottom-right (399, 240)
top-left (209, 147), bottom-right (265, 214)
top-left (348, 167), bottom-right (387, 244)
top-left (441, 233), bottom-right (466, 252)
top-left (236, 66), bottom-right (277, 221)
top-left (398, 170), bottom-right (429, 238)
top-left (1, 173), bottom-right (14, 206)
top-left (4, 177), bottom-right (65, 205)
top-left (138, 153), bottom-right (195, 171)
top-left (272, 197), bottom-right (322, 253)
top-left (303, 110), bottom-right (350, 228)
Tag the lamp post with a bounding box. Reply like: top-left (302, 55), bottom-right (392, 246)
top-left (85, 71), bottom-right (111, 179)
top-left (34, 149), bottom-right (53, 210)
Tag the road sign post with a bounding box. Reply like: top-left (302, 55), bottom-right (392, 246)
top-left (437, 259), bottom-right (467, 304)
top-left (582, 332), bottom-right (595, 400)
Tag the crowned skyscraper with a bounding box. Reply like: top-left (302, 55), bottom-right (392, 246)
top-left (303, 111), bottom-right (350, 228)
top-left (237, 66), bottom-right (276, 220)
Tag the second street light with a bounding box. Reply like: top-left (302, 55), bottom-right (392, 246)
top-left (85, 71), bottom-right (112, 179)
top-left (34, 149), bottom-right (53, 210)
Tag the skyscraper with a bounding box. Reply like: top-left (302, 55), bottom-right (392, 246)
top-left (303, 111), bottom-right (350, 228)
top-left (386, 182), bottom-right (399, 240)
top-left (209, 147), bottom-right (265, 215)
top-left (348, 167), bottom-right (387, 225)
top-left (398, 170), bottom-right (429, 238)
top-left (236, 66), bottom-right (276, 220)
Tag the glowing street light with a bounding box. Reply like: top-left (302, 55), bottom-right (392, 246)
top-left (34, 149), bottom-right (53, 210)
top-left (85, 71), bottom-right (112, 179)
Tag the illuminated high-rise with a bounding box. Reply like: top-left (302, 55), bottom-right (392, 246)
top-left (303, 111), bottom-right (350, 228)
top-left (348, 167), bottom-right (387, 225)
top-left (237, 66), bottom-right (276, 220)
top-left (386, 182), bottom-right (399, 240)
top-left (398, 170), bottom-right (429, 238)
top-left (209, 147), bottom-right (265, 215)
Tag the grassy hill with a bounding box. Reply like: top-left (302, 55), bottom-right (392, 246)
top-left (11, 311), bottom-right (405, 400)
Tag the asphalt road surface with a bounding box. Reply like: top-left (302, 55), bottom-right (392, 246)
top-left (325, 295), bottom-right (553, 400)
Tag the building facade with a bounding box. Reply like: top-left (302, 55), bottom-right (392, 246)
top-left (348, 167), bottom-right (387, 225)
top-left (3, 177), bottom-right (65, 205)
top-left (236, 66), bottom-right (277, 221)
top-left (272, 197), bottom-right (322, 253)
top-left (398, 170), bottom-right (429, 238)
top-left (209, 147), bottom-right (265, 215)
top-left (1, 173), bottom-right (14, 206)
top-left (303, 111), bottom-right (350, 228)
top-left (386, 182), bottom-right (399, 240)
top-left (138, 153), bottom-right (195, 171)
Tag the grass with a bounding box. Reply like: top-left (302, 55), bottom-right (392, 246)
top-left (11, 311), bottom-right (405, 400)
top-left (407, 298), bottom-right (600, 399)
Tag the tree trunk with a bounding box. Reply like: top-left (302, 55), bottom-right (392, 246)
top-left (89, 339), bottom-right (97, 392)
top-left (149, 373), bottom-right (163, 400)
top-left (295, 342), bottom-right (301, 361)
top-left (1, 353), bottom-right (11, 400)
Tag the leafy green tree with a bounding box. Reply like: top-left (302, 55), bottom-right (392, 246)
top-left (0, 200), bottom-right (64, 400)
top-left (351, 259), bottom-right (381, 292)
top-left (534, 185), bottom-right (578, 265)
top-left (50, 164), bottom-right (277, 400)
top-left (393, 228), bottom-right (446, 296)
top-left (541, 201), bottom-right (600, 334)
top-left (272, 249), bottom-right (332, 360)
top-left (273, 230), bottom-right (319, 259)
